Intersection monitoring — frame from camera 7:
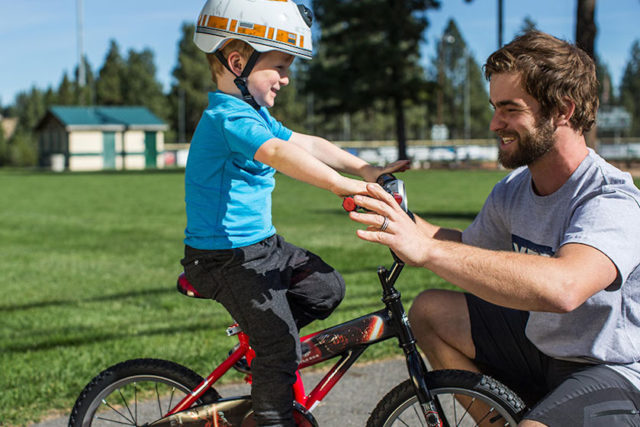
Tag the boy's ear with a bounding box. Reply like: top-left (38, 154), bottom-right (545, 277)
top-left (227, 51), bottom-right (245, 76)
top-left (555, 97), bottom-right (576, 127)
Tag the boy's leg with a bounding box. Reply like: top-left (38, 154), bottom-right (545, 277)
top-left (276, 236), bottom-right (346, 329)
top-left (183, 238), bottom-right (301, 427)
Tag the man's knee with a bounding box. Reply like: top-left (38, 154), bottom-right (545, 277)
top-left (408, 289), bottom-right (475, 358)
top-left (409, 289), bottom-right (465, 333)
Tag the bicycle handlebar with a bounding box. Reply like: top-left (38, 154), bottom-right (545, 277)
top-left (342, 173), bottom-right (413, 221)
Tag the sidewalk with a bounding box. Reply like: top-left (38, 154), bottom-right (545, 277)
top-left (30, 357), bottom-right (410, 426)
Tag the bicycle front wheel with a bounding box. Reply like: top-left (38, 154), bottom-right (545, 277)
top-left (69, 358), bottom-right (221, 427)
top-left (367, 369), bottom-right (526, 427)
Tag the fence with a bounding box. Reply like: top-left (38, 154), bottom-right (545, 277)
top-left (164, 138), bottom-right (640, 169)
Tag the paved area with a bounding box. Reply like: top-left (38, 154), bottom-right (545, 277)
top-left (31, 357), bottom-right (411, 426)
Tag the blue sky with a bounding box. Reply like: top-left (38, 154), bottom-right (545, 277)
top-left (1, 0), bottom-right (638, 107)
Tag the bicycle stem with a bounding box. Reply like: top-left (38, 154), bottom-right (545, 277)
top-left (378, 260), bottom-right (444, 427)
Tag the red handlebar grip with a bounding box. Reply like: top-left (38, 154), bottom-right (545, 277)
top-left (342, 197), bottom-right (357, 212)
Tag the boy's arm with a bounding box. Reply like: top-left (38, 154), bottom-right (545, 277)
top-left (288, 132), bottom-right (409, 182)
top-left (254, 137), bottom-right (369, 196)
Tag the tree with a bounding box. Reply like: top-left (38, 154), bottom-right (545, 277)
top-left (12, 87), bottom-right (47, 133)
top-left (0, 123), bottom-right (8, 166)
top-left (96, 40), bottom-right (126, 105)
top-left (576, 0), bottom-right (597, 148)
top-left (432, 20), bottom-right (492, 140)
top-left (168, 23), bottom-right (213, 143)
top-left (620, 40), bottom-right (640, 136)
top-left (74, 56), bottom-right (95, 105)
top-left (122, 48), bottom-right (170, 120)
top-left (57, 72), bottom-right (75, 105)
top-left (307, 0), bottom-right (440, 160)
top-left (596, 56), bottom-right (615, 106)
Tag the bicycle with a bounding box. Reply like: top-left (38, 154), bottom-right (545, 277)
top-left (69, 174), bottom-right (526, 427)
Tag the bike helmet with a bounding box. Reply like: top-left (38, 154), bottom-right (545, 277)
top-left (195, 0), bottom-right (313, 59)
top-left (194, 0), bottom-right (313, 109)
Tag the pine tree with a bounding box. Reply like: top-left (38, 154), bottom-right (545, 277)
top-left (96, 40), bottom-right (126, 105)
top-left (307, 0), bottom-right (440, 159)
top-left (122, 48), bottom-right (170, 120)
top-left (432, 20), bottom-right (491, 140)
top-left (168, 23), bottom-right (213, 142)
top-left (620, 40), bottom-right (640, 136)
top-left (57, 73), bottom-right (75, 105)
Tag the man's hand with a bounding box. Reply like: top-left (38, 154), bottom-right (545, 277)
top-left (348, 183), bottom-right (432, 267)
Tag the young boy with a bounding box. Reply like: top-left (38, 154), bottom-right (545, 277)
top-left (182, 0), bottom-right (409, 425)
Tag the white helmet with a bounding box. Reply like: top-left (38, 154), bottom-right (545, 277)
top-left (194, 0), bottom-right (313, 60)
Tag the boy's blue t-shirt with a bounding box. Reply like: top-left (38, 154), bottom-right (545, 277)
top-left (184, 91), bottom-right (292, 249)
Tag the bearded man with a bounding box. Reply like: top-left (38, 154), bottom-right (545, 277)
top-left (349, 31), bottom-right (640, 426)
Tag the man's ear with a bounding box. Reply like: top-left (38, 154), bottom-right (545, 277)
top-left (555, 98), bottom-right (576, 127)
top-left (227, 51), bottom-right (245, 76)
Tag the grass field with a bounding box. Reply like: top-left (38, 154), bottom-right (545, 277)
top-left (1, 167), bottom-right (512, 424)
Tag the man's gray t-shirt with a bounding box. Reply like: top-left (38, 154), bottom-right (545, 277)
top-left (462, 149), bottom-right (640, 387)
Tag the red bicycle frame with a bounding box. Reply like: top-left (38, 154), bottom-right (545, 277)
top-left (167, 308), bottom-right (396, 417)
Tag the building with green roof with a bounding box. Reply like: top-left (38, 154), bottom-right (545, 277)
top-left (36, 106), bottom-right (168, 171)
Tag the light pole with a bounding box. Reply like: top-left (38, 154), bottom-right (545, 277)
top-left (76, 0), bottom-right (85, 88)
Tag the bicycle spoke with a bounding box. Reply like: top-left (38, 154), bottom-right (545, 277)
top-left (118, 387), bottom-right (136, 424)
top-left (411, 404), bottom-right (425, 426)
top-left (455, 396), bottom-right (474, 426)
top-left (167, 387), bottom-right (176, 415)
top-left (100, 399), bottom-right (135, 425)
top-left (134, 382), bottom-right (138, 424)
top-left (156, 383), bottom-right (163, 416)
top-left (96, 415), bottom-right (137, 426)
top-left (470, 404), bottom-right (494, 426)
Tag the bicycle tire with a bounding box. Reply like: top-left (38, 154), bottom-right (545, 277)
top-left (69, 358), bottom-right (222, 427)
top-left (366, 369), bottom-right (526, 427)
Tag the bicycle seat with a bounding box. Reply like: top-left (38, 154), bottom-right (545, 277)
top-left (176, 273), bottom-right (207, 299)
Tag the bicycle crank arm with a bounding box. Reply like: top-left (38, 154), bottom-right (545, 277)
top-left (148, 398), bottom-right (318, 427)
top-left (148, 397), bottom-right (253, 426)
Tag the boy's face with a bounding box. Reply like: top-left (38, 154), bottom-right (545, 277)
top-left (247, 51), bottom-right (295, 108)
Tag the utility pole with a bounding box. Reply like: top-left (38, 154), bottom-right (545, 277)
top-left (497, 0), bottom-right (503, 48)
top-left (77, 0), bottom-right (86, 88)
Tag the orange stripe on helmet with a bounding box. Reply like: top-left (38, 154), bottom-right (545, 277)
top-left (206, 15), bottom-right (229, 30)
top-left (267, 27), bottom-right (275, 39)
top-left (229, 19), bottom-right (238, 33)
top-left (275, 29), bottom-right (297, 46)
top-left (237, 23), bottom-right (267, 38)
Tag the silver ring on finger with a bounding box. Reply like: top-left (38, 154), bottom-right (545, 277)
top-left (380, 216), bottom-right (389, 232)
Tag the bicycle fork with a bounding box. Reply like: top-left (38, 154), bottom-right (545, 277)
top-left (378, 261), bottom-right (444, 427)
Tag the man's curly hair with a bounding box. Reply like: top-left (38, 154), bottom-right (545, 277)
top-left (484, 31), bottom-right (599, 134)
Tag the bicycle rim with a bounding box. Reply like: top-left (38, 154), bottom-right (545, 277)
top-left (383, 387), bottom-right (518, 427)
top-left (80, 374), bottom-right (194, 426)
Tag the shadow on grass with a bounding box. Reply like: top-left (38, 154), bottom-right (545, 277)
top-left (0, 287), bottom-right (175, 312)
top-left (3, 318), bottom-right (228, 354)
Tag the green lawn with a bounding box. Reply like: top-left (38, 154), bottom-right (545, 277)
top-left (1, 168), bottom-right (507, 425)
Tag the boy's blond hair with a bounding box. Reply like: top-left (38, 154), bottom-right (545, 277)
top-left (206, 39), bottom-right (255, 82)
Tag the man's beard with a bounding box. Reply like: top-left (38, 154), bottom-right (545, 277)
top-left (498, 118), bottom-right (556, 169)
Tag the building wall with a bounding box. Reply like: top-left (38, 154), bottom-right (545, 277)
top-left (65, 130), bottom-right (165, 171)
top-left (68, 131), bottom-right (107, 171)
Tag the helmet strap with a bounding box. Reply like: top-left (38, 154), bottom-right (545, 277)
top-left (215, 50), bottom-right (261, 111)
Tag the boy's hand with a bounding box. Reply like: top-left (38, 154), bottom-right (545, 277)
top-left (362, 160), bottom-right (410, 183)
